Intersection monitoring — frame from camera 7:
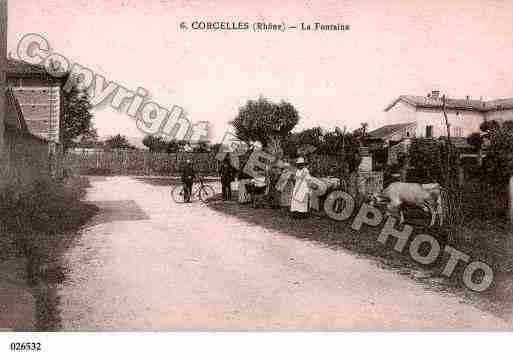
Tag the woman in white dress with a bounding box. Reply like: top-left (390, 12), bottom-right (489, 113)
top-left (290, 157), bottom-right (312, 218)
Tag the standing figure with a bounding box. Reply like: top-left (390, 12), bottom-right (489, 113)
top-left (267, 162), bottom-right (282, 209)
top-left (181, 159), bottom-right (195, 203)
top-left (237, 156), bottom-right (253, 204)
top-left (219, 157), bottom-right (234, 201)
top-left (290, 157), bottom-right (312, 218)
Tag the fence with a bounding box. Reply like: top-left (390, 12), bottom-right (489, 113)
top-left (64, 150), bottom-right (219, 176)
top-left (64, 150), bottom-right (385, 195)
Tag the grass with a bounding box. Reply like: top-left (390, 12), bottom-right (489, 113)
top-left (207, 191), bottom-right (513, 320)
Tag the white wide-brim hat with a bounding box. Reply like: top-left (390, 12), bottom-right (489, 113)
top-left (296, 157), bottom-right (307, 165)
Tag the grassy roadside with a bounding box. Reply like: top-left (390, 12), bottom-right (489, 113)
top-left (0, 175), bottom-right (99, 330)
top-left (207, 192), bottom-right (513, 320)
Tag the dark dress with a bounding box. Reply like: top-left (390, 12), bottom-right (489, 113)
top-left (219, 162), bottom-right (234, 200)
top-left (181, 162), bottom-right (195, 202)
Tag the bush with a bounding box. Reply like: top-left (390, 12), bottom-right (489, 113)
top-left (0, 175), bottom-right (98, 235)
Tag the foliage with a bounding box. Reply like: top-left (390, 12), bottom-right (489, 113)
top-left (479, 119), bottom-right (500, 135)
top-left (230, 97), bottom-right (299, 148)
top-left (143, 135), bottom-right (210, 153)
top-left (483, 125), bottom-right (513, 186)
top-left (142, 135), bottom-right (169, 152)
top-left (408, 139), bottom-right (442, 182)
top-left (62, 76), bottom-right (95, 151)
top-left (193, 141), bottom-right (210, 153)
top-left (281, 126), bottom-right (361, 172)
top-left (104, 134), bottom-right (134, 150)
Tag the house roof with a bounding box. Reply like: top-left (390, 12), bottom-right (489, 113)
top-left (5, 58), bottom-right (49, 76)
top-left (368, 123), bottom-right (416, 140)
top-left (385, 95), bottom-right (513, 112)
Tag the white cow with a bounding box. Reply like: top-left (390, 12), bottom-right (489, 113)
top-left (370, 182), bottom-right (444, 227)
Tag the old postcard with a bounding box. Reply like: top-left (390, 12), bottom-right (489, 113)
top-left (2, 0), bottom-right (513, 345)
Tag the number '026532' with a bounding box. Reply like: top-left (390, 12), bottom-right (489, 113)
top-left (10, 342), bottom-right (42, 351)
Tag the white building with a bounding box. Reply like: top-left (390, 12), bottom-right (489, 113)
top-left (381, 90), bottom-right (513, 139)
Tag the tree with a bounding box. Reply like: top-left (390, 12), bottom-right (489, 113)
top-left (143, 135), bottom-right (167, 152)
top-left (480, 119), bottom-right (500, 136)
top-left (105, 134), bottom-right (133, 150)
top-left (62, 76), bottom-right (95, 151)
top-left (352, 123), bottom-right (370, 145)
top-left (483, 125), bottom-right (513, 186)
top-left (193, 141), bottom-right (210, 153)
top-left (408, 139), bottom-right (443, 182)
top-left (230, 97), bottom-right (299, 150)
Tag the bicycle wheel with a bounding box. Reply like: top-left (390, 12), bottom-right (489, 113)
top-left (171, 185), bottom-right (186, 203)
top-left (198, 184), bottom-right (215, 203)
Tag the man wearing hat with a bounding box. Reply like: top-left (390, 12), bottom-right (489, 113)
top-left (290, 157), bottom-right (312, 218)
top-left (181, 158), bottom-right (195, 203)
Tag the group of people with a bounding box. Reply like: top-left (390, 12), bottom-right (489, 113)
top-left (216, 155), bottom-right (316, 218)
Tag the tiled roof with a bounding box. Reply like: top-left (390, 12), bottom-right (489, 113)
top-left (5, 58), bottom-right (49, 75)
top-left (482, 98), bottom-right (513, 111)
top-left (368, 123), bottom-right (416, 140)
top-left (385, 95), bottom-right (513, 112)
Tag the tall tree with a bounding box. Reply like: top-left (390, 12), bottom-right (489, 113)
top-left (62, 76), bottom-right (95, 151)
top-left (230, 97), bottom-right (299, 150)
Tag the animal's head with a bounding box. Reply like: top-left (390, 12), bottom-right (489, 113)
top-left (368, 192), bottom-right (388, 207)
top-left (367, 192), bottom-right (379, 206)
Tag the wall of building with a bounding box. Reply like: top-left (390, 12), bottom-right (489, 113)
top-left (1, 129), bottom-right (50, 189)
top-left (385, 124), bottom-right (417, 143)
top-left (385, 100), bottom-right (417, 124)
top-left (386, 100), bottom-right (485, 138)
top-left (414, 108), bottom-right (484, 138)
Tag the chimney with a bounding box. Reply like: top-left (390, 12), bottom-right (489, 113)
top-left (0, 0), bottom-right (7, 159)
top-left (431, 90), bottom-right (440, 99)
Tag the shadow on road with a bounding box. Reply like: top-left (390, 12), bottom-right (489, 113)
top-left (84, 200), bottom-right (150, 227)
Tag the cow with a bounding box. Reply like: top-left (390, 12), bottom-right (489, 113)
top-left (369, 182), bottom-right (444, 227)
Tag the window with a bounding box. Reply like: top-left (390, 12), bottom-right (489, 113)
top-left (426, 125), bottom-right (433, 138)
top-left (453, 127), bottom-right (463, 137)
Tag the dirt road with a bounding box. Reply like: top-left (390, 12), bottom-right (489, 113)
top-left (57, 176), bottom-right (510, 330)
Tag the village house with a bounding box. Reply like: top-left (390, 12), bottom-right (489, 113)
top-left (1, 58), bottom-right (65, 179)
top-left (0, 0), bottom-right (64, 184)
top-left (382, 90), bottom-right (513, 140)
top-left (366, 90), bottom-right (513, 167)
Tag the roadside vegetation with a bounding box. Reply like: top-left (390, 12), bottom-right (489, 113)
top-left (0, 175), bottom-right (98, 282)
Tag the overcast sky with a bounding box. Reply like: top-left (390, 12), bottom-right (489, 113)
top-left (7, 0), bottom-right (513, 142)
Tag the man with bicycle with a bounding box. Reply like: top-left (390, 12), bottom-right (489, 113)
top-left (181, 159), bottom-right (195, 203)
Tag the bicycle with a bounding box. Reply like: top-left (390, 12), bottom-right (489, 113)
top-left (171, 175), bottom-right (216, 204)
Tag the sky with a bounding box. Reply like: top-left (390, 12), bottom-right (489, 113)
top-left (6, 0), bottom-right (513, 142)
